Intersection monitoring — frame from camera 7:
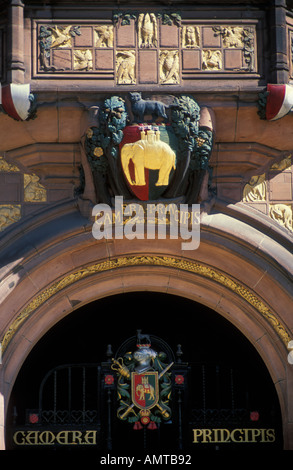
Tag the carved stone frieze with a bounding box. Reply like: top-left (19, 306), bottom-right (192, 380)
top-left (35, 18), bottom-right (257, 80)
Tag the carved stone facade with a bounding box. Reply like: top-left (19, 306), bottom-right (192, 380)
top-left (0, 0), bottom-right (292, 453)
top-left (34, 18), bottom-right (257, 83)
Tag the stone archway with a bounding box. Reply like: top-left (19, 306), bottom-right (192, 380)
top-left (0, 202), bottom-right (292, 449)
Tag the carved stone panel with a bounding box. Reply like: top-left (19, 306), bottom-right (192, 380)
top-left (37, 23), bottom-right (114, 75)
top-left (0, 156), bottom-right (48, 232)
top-left (34, 18), bottom-right (257, 82)
top-left (242, 155), bottom-right (293, 232)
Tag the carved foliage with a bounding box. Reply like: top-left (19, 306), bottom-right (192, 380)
top-left (39, 24), bottom-right (81, 71)
top-left (212, 25), bottom-right (255, 71)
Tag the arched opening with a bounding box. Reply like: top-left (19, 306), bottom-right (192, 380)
top-left (6, 292), bottom-right (283, 451)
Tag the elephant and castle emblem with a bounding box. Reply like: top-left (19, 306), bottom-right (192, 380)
top-left (81, 92), bottom-right (215, 204)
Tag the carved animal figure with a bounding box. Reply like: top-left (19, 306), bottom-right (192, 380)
top-left (138, 13), bottom-right (157, 48)
top-left (202, 50), bottom-right (222, 70)
top-left (95, 25), bottom-right (113, 47)
top-left (0, 206), bottom-right (21, 231)
top-left (221, 26), bottom-right (244, 48)
top-left (137, 330), bottom-right (151, 345)
top-left (136, 384), bottom-right (155, 401)
top-left (74, 49), bottom-right (93, 70)
top-left (129, 92), bottom-right (168, 123)
top-left (160, 51), bottom-right (180, 84)
top-left (51, 25), bottom-right (72, 48)
top-left (269, 204), bottom-right (292, 231)
top-left (182, 26), bottom-right (200, 48)
top-left (116, 51), bottom-right (136, 84)
top-left (121, 138), bottom-right (176, 187)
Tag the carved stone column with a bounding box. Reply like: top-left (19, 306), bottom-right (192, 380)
top-left (270, 0), bottom-right (289, 84)
top-left (7, 0), bottom-right (25, 83)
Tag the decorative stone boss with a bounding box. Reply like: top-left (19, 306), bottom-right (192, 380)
top-left (81, 93), bottom-right (215, 205)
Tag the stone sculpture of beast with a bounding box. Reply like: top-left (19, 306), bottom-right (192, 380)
top-left (129, 92), bottom-right (168, 123)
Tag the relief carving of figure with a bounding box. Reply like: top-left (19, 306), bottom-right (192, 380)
top-left (215, 26), bottom-right (244, 48)
top-left (159, 50), bottom-right (180, 84)
top-left (116, 51), bottom-right (136, 84)
top-left (95, 25), bottom-right (114, 47)
top-left (182, 26), bottom-right (200, 48)
top-left (243, 174), bottom-right (266, 202)
top-left (39, 25), bottom-right (81, 71)
top-left (270, 204), bottom-right (292, 231)
top-left (138, 13), bottom-right (158, 48)
top-left (50, 25), bottom-right (73, 48)
top-left (0, 205), bottom-right (21, 231)
top-left (74, 49), bottom-right (93, 70)
top-left (24, 174), bottom-right (47, 202)
top-left (202, 50), bottom-right (222, 70)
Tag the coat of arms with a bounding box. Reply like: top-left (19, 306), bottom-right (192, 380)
top-left (82, 92), bottom-right (214, 205)
top-left (111, 332), bottom-right (173, 429)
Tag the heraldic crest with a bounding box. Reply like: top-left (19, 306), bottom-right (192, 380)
top-left (81, 92), bottom-right (214, 205)
top-left (111, 331), bottom-right (174, 430)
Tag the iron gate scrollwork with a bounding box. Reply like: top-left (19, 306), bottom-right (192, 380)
top-left (12, 330), bottom-right (281, 450)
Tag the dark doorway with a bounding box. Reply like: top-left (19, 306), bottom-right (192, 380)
top-left (7, 292), bottom-right (283, 451)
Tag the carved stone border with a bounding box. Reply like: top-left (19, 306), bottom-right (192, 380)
top-left (1, 255), bottom-right (291, 354)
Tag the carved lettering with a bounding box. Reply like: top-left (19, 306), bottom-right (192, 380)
top-left (193, 428), bottom-right (276, 444)
top-left (12, 430), bottom-right (98, 446)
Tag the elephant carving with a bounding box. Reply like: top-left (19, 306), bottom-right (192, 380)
top-left (121, 136), bottom-right (176, 187)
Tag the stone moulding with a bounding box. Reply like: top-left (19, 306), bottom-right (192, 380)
top-left (1, 255), bottom-right (291, 355)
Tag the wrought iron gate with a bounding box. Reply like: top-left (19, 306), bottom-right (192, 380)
top-left (11, 332), bottom-right (282, 450)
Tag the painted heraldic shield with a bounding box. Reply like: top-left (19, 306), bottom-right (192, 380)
top-left (131, 372), bottom-right (159, 410)
top-left (119, 124), bottom-right (177, 201)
